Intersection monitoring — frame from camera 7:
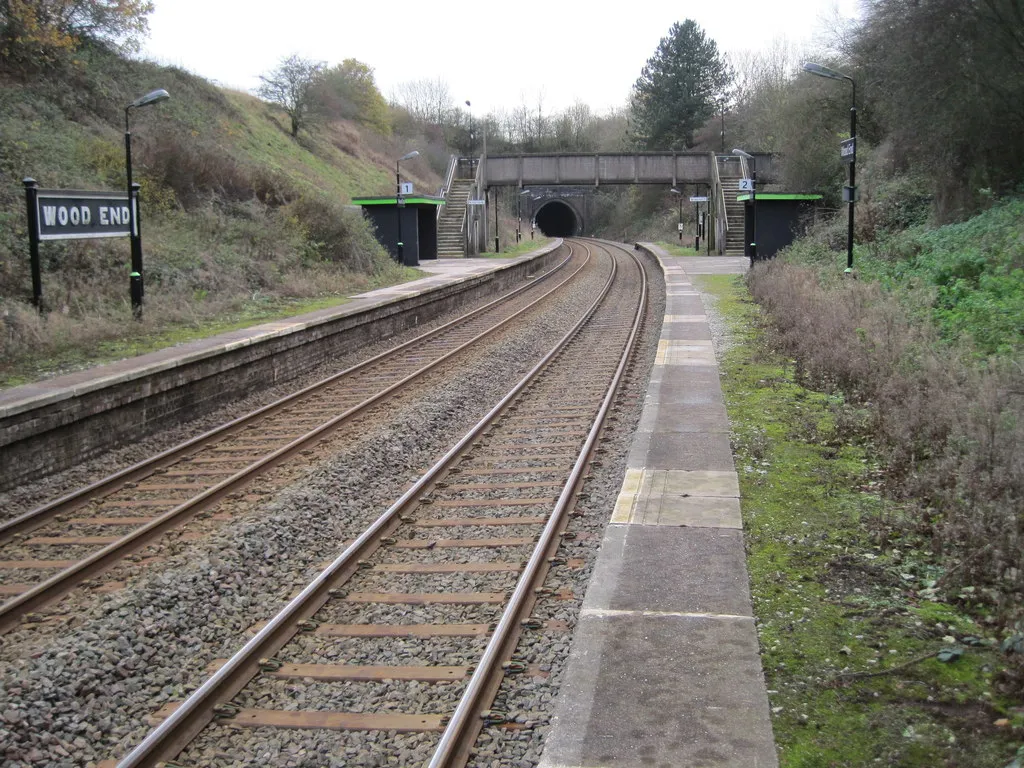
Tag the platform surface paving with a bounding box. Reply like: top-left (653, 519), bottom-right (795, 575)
top-left (0, 252), bottom-right (550, 418)
top-left (538, 247), bottom-right (777, 768)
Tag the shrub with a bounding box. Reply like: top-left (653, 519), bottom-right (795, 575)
top-left (285, 194), bottom-right (390, 274)
top-left (748, 259), bottom-right (1024, 618)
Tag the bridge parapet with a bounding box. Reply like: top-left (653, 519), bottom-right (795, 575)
top-left (484, 152), bottom-right (776, 187)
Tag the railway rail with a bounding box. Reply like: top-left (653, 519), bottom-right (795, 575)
top-left (112, 240), bottom-right (648, 767)
top-left (0, 243), bottom-right (592, 634)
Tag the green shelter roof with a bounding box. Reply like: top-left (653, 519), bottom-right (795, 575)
top-left (736, 193), bottom-right (823, 202)
top-left (352, 195), bottom-right (445, 206)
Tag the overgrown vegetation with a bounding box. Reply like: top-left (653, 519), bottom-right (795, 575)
top-left (745, 196), bottom-right (1024, 637)
top-left (0, 30), bottom-right (441, 384)
top-left (703, 273), bottom-right (1023, 767)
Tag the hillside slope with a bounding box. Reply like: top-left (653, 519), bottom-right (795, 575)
top-left (0, 45), bottom-right (444, 385)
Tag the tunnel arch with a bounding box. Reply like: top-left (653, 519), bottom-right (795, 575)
top-left (534, 200), bottom-right (580, 237)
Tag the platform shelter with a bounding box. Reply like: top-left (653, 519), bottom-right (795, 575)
top-left (353, 196), bottom-right (444, 266)
top-left (740, 193), bottom-right (822, 260)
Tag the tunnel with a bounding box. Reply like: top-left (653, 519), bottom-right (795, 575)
top-left (534, 200), bottom-right (579, 237)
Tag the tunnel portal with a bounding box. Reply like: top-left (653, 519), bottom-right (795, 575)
top-left (534, 200), bottom-right (579, 237)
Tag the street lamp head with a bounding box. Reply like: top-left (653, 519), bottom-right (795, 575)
top-left (128, 89), bottom-right (170, 110)
top-left (399, 150), bottom-right (420, 162)
top-left (670, 188), bottom-right (681, 194)
top-left (802, 62), bottom-right (848, 82)
top-left (465, 100), bottom-right (471, 107)
top-left (732, 148), bottom-right (753, 159)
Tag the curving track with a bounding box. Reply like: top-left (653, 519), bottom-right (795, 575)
top-left (112, 239), bottom-right (650, 768)
top-left (0, 244), bottom-right (595, 634)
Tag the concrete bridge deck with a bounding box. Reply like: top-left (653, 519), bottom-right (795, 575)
top-left (483, 151), bottom-right (776, 187)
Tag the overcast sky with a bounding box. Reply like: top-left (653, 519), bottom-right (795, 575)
top-left (142, 0), bottom-right (860, 115)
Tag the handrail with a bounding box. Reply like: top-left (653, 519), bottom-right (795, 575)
top-left (711, 154), bottom-right (727, 255)
top-left (462, 153), bottom-right (485, 255)
top-left (437, 155), bottom-right (458, 223)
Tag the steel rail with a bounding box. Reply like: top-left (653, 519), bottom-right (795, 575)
top-left (114, 240), bottom-right (621, 768)
top-left (0, 244), bottom-right (576, 545)
top-left (0, 246), bottom-right (591, 633)
top-left (427, 240), bottom-right (649, 767)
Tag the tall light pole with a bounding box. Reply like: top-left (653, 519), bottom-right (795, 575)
top-left (465, 100), bottom-right (473, 166)
top-left (720, 100), bottom-right (726, 154)
top-left (803, 62), bottom-right (856, 273)
top-left (396, 150), bottom-right (419, 266)
top-left (732, 148), bottom-right (757, 264)
top-left (125, 88), bottom-right (169, 320)
top-left (670, 187), bottom-right (683, 242)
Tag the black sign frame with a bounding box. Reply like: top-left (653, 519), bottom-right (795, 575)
top-left (840, 137), bottom-right (856, 165)
top-left (34, 188), bottom-right (134, 241)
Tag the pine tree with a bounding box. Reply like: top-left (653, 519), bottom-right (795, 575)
top-left (630, 20), bottom-right (731, 150)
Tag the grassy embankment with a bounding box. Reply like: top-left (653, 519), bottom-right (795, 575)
top-left (699, 197), bottom-right (1024, 765)
top-left (0, 47), bottom-right (443, 388)
top-left (700, 272), bottom-right (1021, 766)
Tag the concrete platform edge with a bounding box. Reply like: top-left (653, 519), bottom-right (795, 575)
top-left (537, 244), bottom-right (777, 768)
top-left (0, 241), bottom-right (563, 488)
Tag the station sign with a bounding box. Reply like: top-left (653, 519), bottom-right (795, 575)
top-left (840, 137), bottom-right (856, 164)
top-left (466, 199), bottom-right (486, 205)
top-left (34, 189), bottom-right (133, 241)
top-left (689, 196), bottom-right (709, 202)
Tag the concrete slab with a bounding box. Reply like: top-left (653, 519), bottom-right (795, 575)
top-left (628, 431), bottom-right (736, 471)
top-left (582, 524), bottom-right (753, 615)
top-left (637, 401), bottom-right (730, 433)
top-left (655, 340), bottom-right (718, 367)
top-left (661, 322), bottom-right (713, 341)
top-left (665, 295), bottom-right (708, 315)
top-left (538, 613), bottom-right (776, 768)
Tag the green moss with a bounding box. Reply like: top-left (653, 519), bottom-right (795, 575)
top-left (655, 240), bottom-right (701, 257)
top-left (694, 273), bottom-right (1020, 767)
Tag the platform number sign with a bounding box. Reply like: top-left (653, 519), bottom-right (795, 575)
top-left (737, 178), bottom-right (755, 192)
top-left (840, 137), bottom-right (856, 164)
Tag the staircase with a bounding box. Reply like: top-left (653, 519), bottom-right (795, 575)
top-left (437, 179), bottom-right (474, 257)
top-left (716, 155), bottom-right (747, 257)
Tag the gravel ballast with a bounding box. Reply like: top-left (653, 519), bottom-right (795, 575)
top-left (1, 247), bottom-right (636, 767)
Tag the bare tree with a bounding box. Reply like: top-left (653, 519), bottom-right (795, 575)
top-left (391, 77), bottom-right (454, 125)
top-left (257, 54), bottom-right (325, 137)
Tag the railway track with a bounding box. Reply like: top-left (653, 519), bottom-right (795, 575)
top-left (111, 240), bottom-right (648, 767)
top-left (0, 244), bottom-right (592, 634)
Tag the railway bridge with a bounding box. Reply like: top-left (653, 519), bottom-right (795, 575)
top-left (437, 151), bottom-right (778, 256)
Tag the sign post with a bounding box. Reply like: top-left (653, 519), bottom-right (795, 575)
top-left (23, 183), bottom-right (136, 311)
top-left (840, 137), bottom-right (856, 164)
top-left (23, 179), bottom-right (43, 310)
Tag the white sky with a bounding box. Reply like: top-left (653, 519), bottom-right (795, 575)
top-left (142, 0), bottom-right (860, 115)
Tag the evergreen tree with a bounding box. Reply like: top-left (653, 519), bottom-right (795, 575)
top-left (630, 20), bottom-right (731, 150)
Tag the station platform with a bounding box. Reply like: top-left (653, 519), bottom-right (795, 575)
top-left (0, 245), bottom-right (562, 489)
top-left (538, 245), bottom-right (777, 767)
top-left (0, 255), bottom-right (546, 418)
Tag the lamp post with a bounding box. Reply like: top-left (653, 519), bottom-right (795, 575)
top-left (732, 148), bottom-right (757, 264)
top-left (803, 62), bottom-right (856, 273)
top-left (125, 88), bottom-right (169, 320)
top-left (465, 100), bottom-right (473, 167)
top-left (720, 101), bottom-right (726, 154)
top-left (670, 187), bottom-right (683, 242)
top-left (396, 150), bottom-right (419, 266)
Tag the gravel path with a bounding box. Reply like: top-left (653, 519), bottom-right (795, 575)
top-left (0, 246), bottom-right (626, 767)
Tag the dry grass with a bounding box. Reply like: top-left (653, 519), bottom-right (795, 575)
top-left (749, 260), bottom-right (1024, 621)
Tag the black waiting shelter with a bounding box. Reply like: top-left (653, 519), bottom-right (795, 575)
top-left (739, 193), bottom-right (822, 261)
top-left (353, 196), bottom-right (444, 266)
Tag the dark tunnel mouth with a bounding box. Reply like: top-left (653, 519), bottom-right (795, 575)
top-left (534, 201), bottom-right (578, 237)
